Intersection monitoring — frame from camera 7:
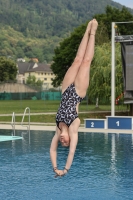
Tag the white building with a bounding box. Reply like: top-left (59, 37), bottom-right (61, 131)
top-left (17, 62), bottom-right (55, 89)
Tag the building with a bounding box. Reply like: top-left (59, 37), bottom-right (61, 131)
top-left (30, 58), bottom-right (39, 63)
top-left (17, 58), bottom-right (26, 62)
top-left (17, 62), bottom-right (55, 89)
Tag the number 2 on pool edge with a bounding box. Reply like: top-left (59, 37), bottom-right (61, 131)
top-left (91, 122), bottom-right (94, 127)
top-left (116, 121), bottom-right (119, 126)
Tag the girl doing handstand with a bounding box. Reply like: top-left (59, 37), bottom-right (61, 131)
top-left (50, 19), bottom-right (98, 177)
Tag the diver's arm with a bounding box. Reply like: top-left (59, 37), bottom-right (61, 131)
top-left (53, 131), bottom-right (78, 177)
top-left (64, 131), bottom-right (78, 171)
top-left (50, 128), bottom-right (65, 177)
top-left (50, 128), bottom-right (59, 169)
top-left (64, 118), bottom-right (80, 173)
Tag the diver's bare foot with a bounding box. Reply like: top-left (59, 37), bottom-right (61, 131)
top-left (90, 19), bottom-right (98, 35)
top-left (87, 20), bottom-right (92, 34)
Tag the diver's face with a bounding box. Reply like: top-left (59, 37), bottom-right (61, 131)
top-left (59, 131), bottom-right (70, 147)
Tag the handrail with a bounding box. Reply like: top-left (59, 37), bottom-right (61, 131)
top-left (21, 107), bottom-right (30, 131)
top-left (11, 112), bottom-right (15, 136)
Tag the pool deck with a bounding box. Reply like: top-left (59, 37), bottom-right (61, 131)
top-left (0, 123), bottom-right (133, 134)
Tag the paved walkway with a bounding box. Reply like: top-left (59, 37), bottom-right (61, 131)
top-left (0, 124), bottom-right (133, 134)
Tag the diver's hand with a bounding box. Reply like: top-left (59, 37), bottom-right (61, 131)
top-left (54, 169), bottom-right (64, 177)
top-left (63, 168), bottom-right (68, 175)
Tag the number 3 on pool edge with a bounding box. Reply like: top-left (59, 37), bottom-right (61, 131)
top-left (91, 122), bottom-right (94, 127)
top-left (116, 121), bottom-right (119, 126)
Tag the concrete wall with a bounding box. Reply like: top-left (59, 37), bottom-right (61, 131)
top-left (0, 83), bottom-right (37, 93)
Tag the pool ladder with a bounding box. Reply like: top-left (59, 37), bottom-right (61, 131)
top-left (11, 112), bottom-right (15, 136)
top-left (11, 107), bottom-right (30, 134)
top-left (21, 107), bottom-right (30, 131)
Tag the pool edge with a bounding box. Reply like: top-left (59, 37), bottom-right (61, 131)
top-left (0, 124), bottom-right (133, 134)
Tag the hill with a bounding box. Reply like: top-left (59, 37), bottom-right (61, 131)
top-left (1, 0), bottom-right (132, 38)
top-left (0, 0), bottom-right (133, 62)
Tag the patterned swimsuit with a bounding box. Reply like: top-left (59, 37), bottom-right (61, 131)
top-left (56, 84), bottom-right (84, 130)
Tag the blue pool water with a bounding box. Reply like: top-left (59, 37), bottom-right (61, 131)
top-left (0, 130), bottom-right (133, 200)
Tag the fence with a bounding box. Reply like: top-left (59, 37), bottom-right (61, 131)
top-left (0, 82), bottom-right (61, 100)
top-left (0, 82), bottom-right (126, 106)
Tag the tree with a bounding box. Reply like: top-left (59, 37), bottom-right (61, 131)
top-left (51, 21), bottom-right (109, 87)
top-left (26, 75), bottom-right (36, 85)
top-left (26, 75), bottom-right (43, 87)
top-left (94, 6), bottom-right (133, 39)
top-left (88, 43), bottom-right (123, 104)
top-left (36, 79), bottom-right (43, 87)
top-left (0, 57), bottom-right (17, 82)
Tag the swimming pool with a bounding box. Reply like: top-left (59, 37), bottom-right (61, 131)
top-left (0, 129), bottom-right (133, 200)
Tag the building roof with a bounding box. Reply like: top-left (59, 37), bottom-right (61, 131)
top-left (17, 63), bottom-right (52, 74)
top-left (17, 63), bottom-right (34, 74)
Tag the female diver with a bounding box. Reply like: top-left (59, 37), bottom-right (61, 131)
top-left (50, 19), bottom-right (98, 177)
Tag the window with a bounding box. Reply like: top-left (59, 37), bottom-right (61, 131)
top-left (51, 78), bottom-right (53, 81)
top-left (44, 78), bottom-right (47, 80)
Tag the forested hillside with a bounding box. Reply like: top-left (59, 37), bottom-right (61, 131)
top-left (0, 0), bottom-right (133, 62)
top-left (0, 0), bottom-right (126, 38)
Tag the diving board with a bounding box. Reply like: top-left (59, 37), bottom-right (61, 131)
top-left (0, 135), bottom-right (23, 142)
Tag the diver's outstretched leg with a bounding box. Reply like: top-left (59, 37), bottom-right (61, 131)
top-left (62, 20), bottom-right (92, 93)
top-left (74, 19), bottom-right (98, 98)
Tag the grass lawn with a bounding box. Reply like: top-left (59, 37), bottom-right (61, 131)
top-left (0, 100), bottom-right (128, 123)
top-left (0, 112), bottom-right (128, 124)
top-left (0, 100), bottom-right (128, 114)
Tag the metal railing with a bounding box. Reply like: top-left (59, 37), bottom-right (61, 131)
top-left (11, 112), bottom-right (15, 135)
top-left (21, 107), bottom-right (30, 131)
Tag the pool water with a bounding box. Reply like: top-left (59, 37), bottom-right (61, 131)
top-left (0, 130), bottom-right (133, 200)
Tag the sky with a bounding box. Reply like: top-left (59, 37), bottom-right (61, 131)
top-left (113, 0), bottom-right (133, 9)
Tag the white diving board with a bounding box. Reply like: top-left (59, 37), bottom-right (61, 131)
top-left (0, 135), bottom-right (23, 142)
